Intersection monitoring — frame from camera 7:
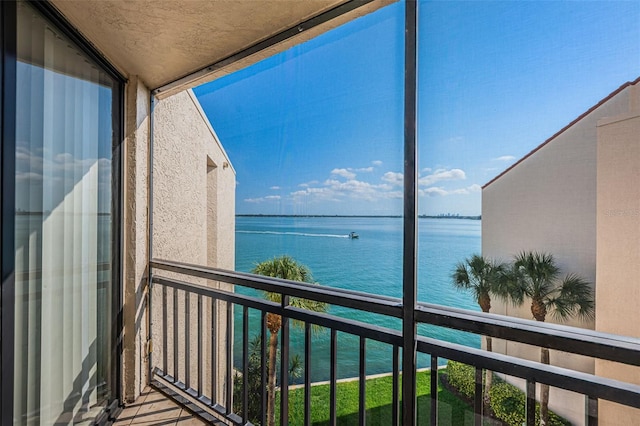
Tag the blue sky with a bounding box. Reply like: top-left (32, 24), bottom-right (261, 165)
top-left (195, 1), bottom-right (639, 216)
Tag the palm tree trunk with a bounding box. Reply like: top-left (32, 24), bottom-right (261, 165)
top-left (540, 347), bottom-right (550, 425)
top-left (484, 335), bottom-right (493, 405)
top-left (267, 331), bottom-right (279, 426)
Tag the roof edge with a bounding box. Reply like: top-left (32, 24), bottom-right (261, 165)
top-left (483, 76), bottom-right (640, 190)
top-left (186, 89), bottom-right (236, 175)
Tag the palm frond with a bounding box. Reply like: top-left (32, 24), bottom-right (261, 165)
top-left (514, 251), bottom-right (560, 298)
top-left (451, 254), bottom-right (525, 311)
top-left (549, 273), bottom-right (594, 321)
top-left (253, 255), bottom-right (329, 333)
top-left (451, 261), bottom-right (472, 290)
top-left (494, 264), bottom-right (525, 306)
top-left (252, 255), bottom-right (313, 283)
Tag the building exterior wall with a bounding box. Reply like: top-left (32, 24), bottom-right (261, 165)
top-left (482, 84), bottom-right (636, 425)
top-left (151, 89), bottom-right (236, 408)
top-left (121, 82), bottom-right (236, 406)
top-left (122, 76), bottom-right (151, 403)
top-left (595, 85), bottom-right (640, 424)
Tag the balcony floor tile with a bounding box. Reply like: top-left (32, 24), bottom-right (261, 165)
top-left (114, 387), bottom-right (207, 425)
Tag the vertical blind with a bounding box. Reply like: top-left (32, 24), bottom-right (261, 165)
top-left (14, 2), bottom-right (115, 424)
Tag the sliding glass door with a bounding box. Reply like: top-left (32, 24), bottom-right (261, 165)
top-left (11, 2), bottom-right (121, 424)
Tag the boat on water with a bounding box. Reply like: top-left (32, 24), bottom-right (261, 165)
top-left (349, 232), bottom-right (359, 239)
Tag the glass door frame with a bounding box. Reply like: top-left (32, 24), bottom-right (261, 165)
top-left (0, 0), bottom-right (125, 423)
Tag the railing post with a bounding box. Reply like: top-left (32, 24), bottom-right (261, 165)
top-left (402, 0), bottom-right (418, 425)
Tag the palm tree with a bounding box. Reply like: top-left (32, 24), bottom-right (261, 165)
top-left (452, 254), bottom-right (509, 404)
top-left (232, 336), bottom-right (302, 424)
top-left (510, 251), bottom-right (594, 425)
top-left (252, 255), bottom-right (328, 426)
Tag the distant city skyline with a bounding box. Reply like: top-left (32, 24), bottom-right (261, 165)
top-left (195, 1), bottom-right (640, 216)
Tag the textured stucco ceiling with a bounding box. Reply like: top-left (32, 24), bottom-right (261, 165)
top-left (49, 0), bottom-right (374, 92)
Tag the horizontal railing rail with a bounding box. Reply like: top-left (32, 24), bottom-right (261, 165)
top-left (149, 258), bottom-right (640, 425)
top-left (152, 259), bottom-right (403, 318)
top-left (416, 302), bottom-right (640, 367)
top-left (153, 276), bottom-right (404, 347)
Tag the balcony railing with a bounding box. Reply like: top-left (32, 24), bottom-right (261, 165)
top-left (149, 259), bottom-right (640, 425)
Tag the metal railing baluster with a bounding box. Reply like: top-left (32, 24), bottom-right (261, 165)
top-left (185, 291), bottom-right (191, 388)
top-left (242, 306), bottom-right (249, 424)
top-left (163, 285), bottom-right (167, 373)
top-left (393, 345), bottom-right (400, 426)
top-left (526, 380), bottom-right (536, 426)
top-left (359, 336), bottom-right (366, 426)
top-left (587, 395), bottom-right (598, 426)
top-left (211, 297), bottom-right (217, 406)
top-left (173, 288), bottom-right (178, 382)
top-left (197, 294), bottom-right (202, 397)
top-left (281, 295), bottom-right (290, 426)
top-left (304, 322), bottom-right (311, 426)
top-left (474, 366), bottom-right (483, 426)
top-left (330, 329), bottom-right (337, 426)
top-left (226, 301), bottom-right (232, 414)
top-left (430, 356), bottom-right (438, 425)
top-left (261, 311), bottom-right (267, 426)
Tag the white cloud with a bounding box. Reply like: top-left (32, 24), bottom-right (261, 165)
top-left (244, 195), bottom-right (281, 203)
top-left (331, 168), bottom-right (356, 180)
top-left (381, 172), bottom-right (404, 186)
top-left (382, 190), bottom-right (403, 199)
top-left (291, 187), bottom-right (332, 197)
top-left (298, 180), bottom-right (319, 188)
top-left (372, 160), bottom-right (383, 166)
top-left (419, 168), bottom-right (466, 186)
top-left (419, 183), bottom-right (481, 197)
top-left (492, 155), bottom-right (516, 162)
top-left (420, 187), bottom-right (448, 197)
top-left (270, 186), bottom-right (280, 190)
top-left (287, 166), bottom-right (410, 206)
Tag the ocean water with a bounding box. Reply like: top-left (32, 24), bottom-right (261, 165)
top-left (234, 216), bottom-right (481, 382)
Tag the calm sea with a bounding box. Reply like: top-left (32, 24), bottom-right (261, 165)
top-left (234, 216), bottom-right (481, 382)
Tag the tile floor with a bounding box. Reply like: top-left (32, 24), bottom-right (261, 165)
top-left (114, 387), bottom-right (207, 425)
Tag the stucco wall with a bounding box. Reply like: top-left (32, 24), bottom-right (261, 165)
top-left (152, 90), bottom-right (235, 268)
top-left (151, 89), bottom-right (236, 408)
top-left (482, 86), bottom-right (634, 425)
top-left (595, 84), bottom-right (640, 424)
top-left (122, 76), bottom-right (150, 403)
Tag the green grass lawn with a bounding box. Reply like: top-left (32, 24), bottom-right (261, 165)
top-left (275, 370), bottom-right (474, 425)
